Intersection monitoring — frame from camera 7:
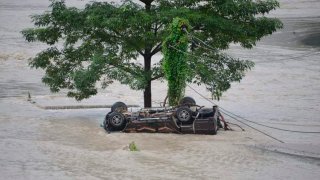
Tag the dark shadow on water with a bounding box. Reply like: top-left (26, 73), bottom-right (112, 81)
top-left (300, 33), bottom-right (320, 47)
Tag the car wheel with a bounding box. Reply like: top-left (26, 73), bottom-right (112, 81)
top-left (217, 116), bottom-right (223, 128)
top-left (212, 117), bottom-right (218, 135)
top-left (103, 120), bottom-right (109, 131)
top-left (179, 96), bottom-right (196, 106)
top-left (108, 112), bottom-right (126, 128)
top-left (111, 102), bottom-right (128, 112)
top-left (176, 107), bottom-right (192, 122)
top-left (103, 112), bottom-right (112, 131)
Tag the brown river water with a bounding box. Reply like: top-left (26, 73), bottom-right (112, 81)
top-left (0, 0), bottom-right (320, 179)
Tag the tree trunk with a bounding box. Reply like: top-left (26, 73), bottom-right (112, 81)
top-left (144, 55), bottom-right (152, 108)
top-left (143, 1), bottom-right (153, 108)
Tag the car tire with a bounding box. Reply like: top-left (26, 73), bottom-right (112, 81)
top-left (212, 117), bottom-right (218, 135)
top-left (111, 102), bottom-right (127, 112)
top-left (108, 112), bottom-right (126, 128)
top-left (179, 96), bottom-right (196, 106)
top-left (103, 112), bottom-right (112, 131)
top-left (217, 116), bottom-right (223, 129)
top-left (176, 107), bottom-right (193, 122)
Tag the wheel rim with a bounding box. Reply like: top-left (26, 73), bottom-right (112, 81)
top-left (178, 109), bottom-right (190, 121)
top-left (111, 115), bottom-right (123, 126)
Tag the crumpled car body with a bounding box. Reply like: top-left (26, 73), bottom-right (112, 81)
top-left (103, 100), bottom-right (221, 135)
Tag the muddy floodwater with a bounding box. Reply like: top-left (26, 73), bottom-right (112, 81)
top-left (0, 0), bottom-right (320, 179)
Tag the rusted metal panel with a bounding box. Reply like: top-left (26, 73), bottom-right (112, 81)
top-left (123, 118), bottom-right (180, 134)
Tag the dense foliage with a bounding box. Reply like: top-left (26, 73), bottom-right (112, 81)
top-left (163, 18), bottom-right (190, 106)
top-left (22, 0), bottom-right (282, 107)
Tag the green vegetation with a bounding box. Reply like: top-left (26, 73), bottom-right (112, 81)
top-left (163, 18), bottom-right (190, 106)
top-left (22, 0), bottom-right (282, 107)
top-left (129, 141), bottom-right (139, 152)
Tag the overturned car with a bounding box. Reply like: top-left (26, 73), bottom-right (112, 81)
top-left (103, 97), bottom-right (223, 135)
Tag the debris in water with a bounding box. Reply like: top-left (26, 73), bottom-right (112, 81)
top-left (129, 141), bottom-right (139, 152)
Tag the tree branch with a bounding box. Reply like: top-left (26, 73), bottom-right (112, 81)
top-left (151, 72), bottom-right (164, 81)
top-left (112, 29), bottom-right (145, 56)
top-left (151, 43), bottom-right (162, 56)
top-left (139, 0), bottom-right (154, 5)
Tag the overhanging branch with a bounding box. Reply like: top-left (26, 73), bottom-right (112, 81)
top-left (151, 73), bottom-right (164, 81)
top-left (151, 43), bottom-right (162, 56)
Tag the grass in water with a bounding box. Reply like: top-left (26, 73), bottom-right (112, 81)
top-left (129, 141), bottom-right (139, 152)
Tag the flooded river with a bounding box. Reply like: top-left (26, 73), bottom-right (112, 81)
top-left (0, 0), bottom-right (320, 179)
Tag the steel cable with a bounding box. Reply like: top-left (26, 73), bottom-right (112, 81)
top-left (186, 84), bottom-right (320, 134)
top-left (170, 30), bottom-right (320, 136)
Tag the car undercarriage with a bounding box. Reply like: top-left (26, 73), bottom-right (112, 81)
top-left (103, 97), bottom-right (224, 135)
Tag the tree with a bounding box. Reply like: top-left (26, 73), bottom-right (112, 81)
top-left (22, 0), bottom-right (282, 107)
